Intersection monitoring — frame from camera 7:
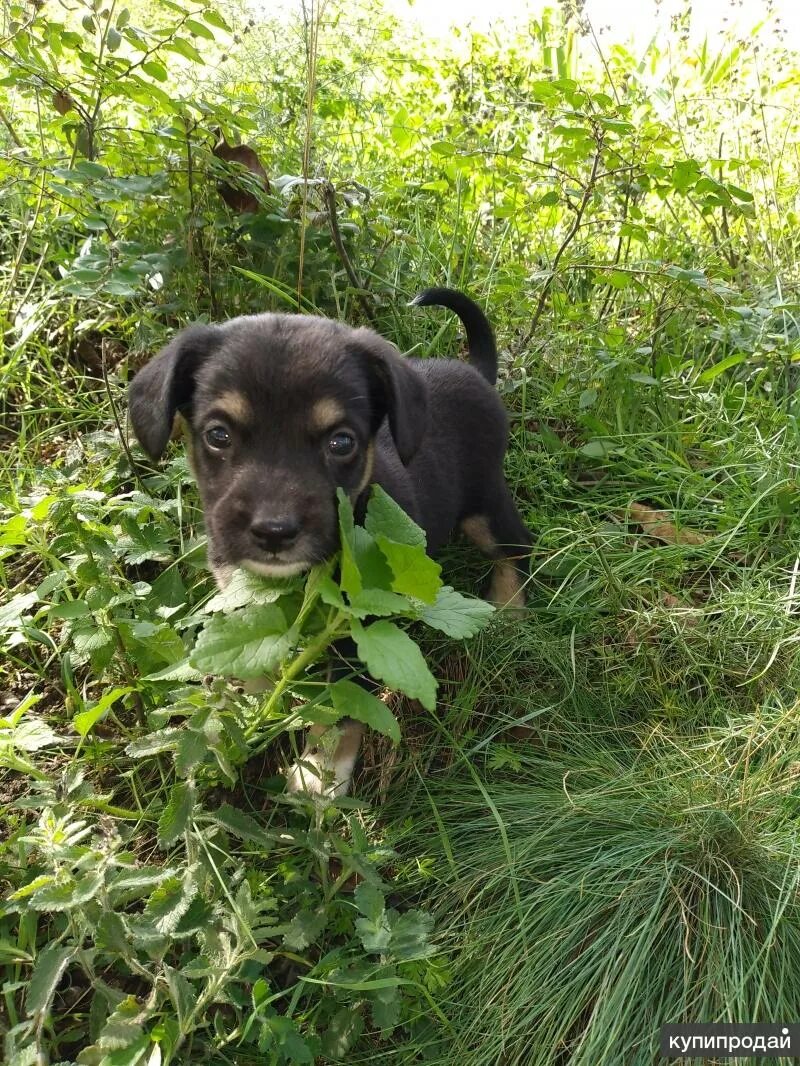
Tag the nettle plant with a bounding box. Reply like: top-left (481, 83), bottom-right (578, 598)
top-left (1, 450), bottom-right (491, 1063)
top-left (186, 487), bottom-right (495, 761)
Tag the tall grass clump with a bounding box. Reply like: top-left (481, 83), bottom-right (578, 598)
top-left (384, 702), bottom-right (800, 1064)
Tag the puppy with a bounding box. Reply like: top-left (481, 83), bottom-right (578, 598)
top-left (128, 288), bottom-right (530, 795)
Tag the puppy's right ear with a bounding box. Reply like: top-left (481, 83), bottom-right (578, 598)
top-left (128, 324), bottom-right (222, 461)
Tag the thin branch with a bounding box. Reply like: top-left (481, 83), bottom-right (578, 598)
top-left (322, 181), bottom-right (376, 326)
top-left (521, 137), bottom-right (604, 346)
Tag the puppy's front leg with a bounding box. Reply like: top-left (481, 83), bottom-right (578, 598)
top-left (285, 718), bottom-right (364, 798)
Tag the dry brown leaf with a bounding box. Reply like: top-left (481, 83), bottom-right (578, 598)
top-left (212, 131), bottom-right (270, 213)
top-left (629, 502), bottom-right (709, 546)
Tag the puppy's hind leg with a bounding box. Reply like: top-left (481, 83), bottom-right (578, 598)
top-left (462, 484), bottom-right (531, 612)
top-left (285, 718), bottom-right (365, 798)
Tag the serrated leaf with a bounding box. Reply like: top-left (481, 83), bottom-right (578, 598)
top-left (354, 881), bottom-right (385, 921)
top-left (375, 536), bottom-right (441, 602)
top-left (125, 726), bottom-right (182, 758)
top-left (204, 568), bottom-right (284, 613)
top-left (174, 729), bottom-right (207, 777)
top-left (371, 982), bottom-right (400, 1032)
top-left (49, 599), bottom-right (90, 619)
top-left (321, 1006), bottom-right (365, 1060)
top-left (419, 585), bottom-right (495, 638)
top-left (74, 685), bottom-right (132, 737)
top-left (191, 605), bottom-right (295, 679)
top-left (30, 870), bottom-right (103, 911)
top-left (351, 620), bottom-right (437, 710)
top-left (158, 780), bottom-right (196, 848)
top-left (164, 966), bottom-right (197, 1026)
top-left (356, 912), bottom-right (392, 952)
top-left (26, 942), bottom-right (74, 1018)
top-left (96, 996), bottom-right (146, 1051)
top-left (388, 908), bottom-right (435, 960)
top-left (207, 803), bottom-right (275, 847)
top-left (337, 490), bottom-right (362, 597)
top-left (347, 588), bottom-right (413, 617)
top-left (142, 870), bottom-right (197, 935)
top-left (107, 867), bottom-right (176, 905)
top-left (9, 874), bottom-right (54, 901)
top-left (96, 911), bottom-right (129, 955)
top-left (268, 1016), bottom-right (314, 1063)
top-left (365, 485), bottom-right (426, 546)
top-left (144, 659), bottom-right (203, 682)
top-left (283, 907), bottom-right (327, 951)
top-left (329, 680), bottom-right (400, 743)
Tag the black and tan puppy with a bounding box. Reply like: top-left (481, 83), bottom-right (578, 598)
top-left (128, 288), bottom-right (530, 795)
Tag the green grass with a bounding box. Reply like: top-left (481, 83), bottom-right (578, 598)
top-left (4, 0), bottom-right (800, 1061)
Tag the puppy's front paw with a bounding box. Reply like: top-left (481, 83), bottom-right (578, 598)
top-left (284, 750), bottom-right (352, 798)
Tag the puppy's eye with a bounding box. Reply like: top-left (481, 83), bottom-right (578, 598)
top-left (327, 431), bottom-right (357, 458)
top-left (205, 425), bottom-right (232, 450)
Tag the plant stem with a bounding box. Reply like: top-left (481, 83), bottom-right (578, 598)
top-left (246, 612), bottom-right (348, 738)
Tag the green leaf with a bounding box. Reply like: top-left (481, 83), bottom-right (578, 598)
top-left (126, 726), bottom-right (182, 758)
top-left (365, 485), bottom-right (426, 546)
top-left (48, 599), bottom-right (90, 619)
top-left (337, 490), bottom-right (362, 597)
top-left (185, 16), bottom-right (215, 39)
top-left (206, 803), bottom-right (275, 847)
top-left (96, 911), bottom-right (129, 955)
top-left (202, 8), bottom-right (232, 31)
top-left (321, 1006), bottom-right (364, 1060)
top-left (165, 36), bottom-right (204, 63)
top-left (164, 966), bottom-right (197, 1027)
top-left (158, 780), bottom-right (196, 848)
top-left (419, 586), bottom-right (495, 638)
top-left (142, 870), bottom-right (197, 934)
top-left (376, 536), bottom-right (441, 603)
top-left (580, 439), bottom-right (616, 459)
top-left (107, 867), bottom-right (176, 905)
top-left (191, 604), bottom-right (295, 679)
top-left (204, 568), bottom-right (284, 613)
top-left (142, 60), bottom-right (167, 82)
top-left (283, 907), bottom-right (327, 950)
top-left (29, 870), bottom-right (103, 911)
top-left (175, 729), bottom-right (208, 777)
top-left (106, 26), bottom-right (121, 50)
top-left (354, 881), bottom-right (385, 921)
top-left (73, 685), bottom-right (132, 737)
top-left (95, 996), bottom-right (145, 1051)
top-left (26, 942), bottom-right (74, 1018)
top-left (698, 352), bottom-right (747, 383)
top-left (351, 620), bottom-right (437, 710)
top-left (389, 908), bottom-right (435, 960)
top-left (347, 588), bottom-right (413, 618)
top-left (329, 680), bottom-right (400, 743)
top-left (357, 911), bottom-right (392, 952)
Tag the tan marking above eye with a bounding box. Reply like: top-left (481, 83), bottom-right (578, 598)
top-left (310, 398), bottom-right (346, 431)
top-left (212, 390), bottom-right (252, 423)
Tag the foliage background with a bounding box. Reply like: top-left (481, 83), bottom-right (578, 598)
top-left (3, 0), bottom-right (800, 1061)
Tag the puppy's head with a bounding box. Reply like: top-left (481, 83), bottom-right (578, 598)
top-left (128, 314), bottom-right (427, 579)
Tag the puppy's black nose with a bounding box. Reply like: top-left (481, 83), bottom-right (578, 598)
top-left (250, 515), bottom-right (300, 554)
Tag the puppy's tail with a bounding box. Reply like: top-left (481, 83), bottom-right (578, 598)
top-left (411, 287), bottom-right (497, 386)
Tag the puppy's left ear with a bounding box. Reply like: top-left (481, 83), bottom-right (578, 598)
top-left (128, 324), bottom-right (223, 461)
top-left (355, 332), bottom-right (428, 464)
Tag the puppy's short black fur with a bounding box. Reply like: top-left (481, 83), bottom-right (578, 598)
top-left (129, 289), bottom-right (530, 794)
